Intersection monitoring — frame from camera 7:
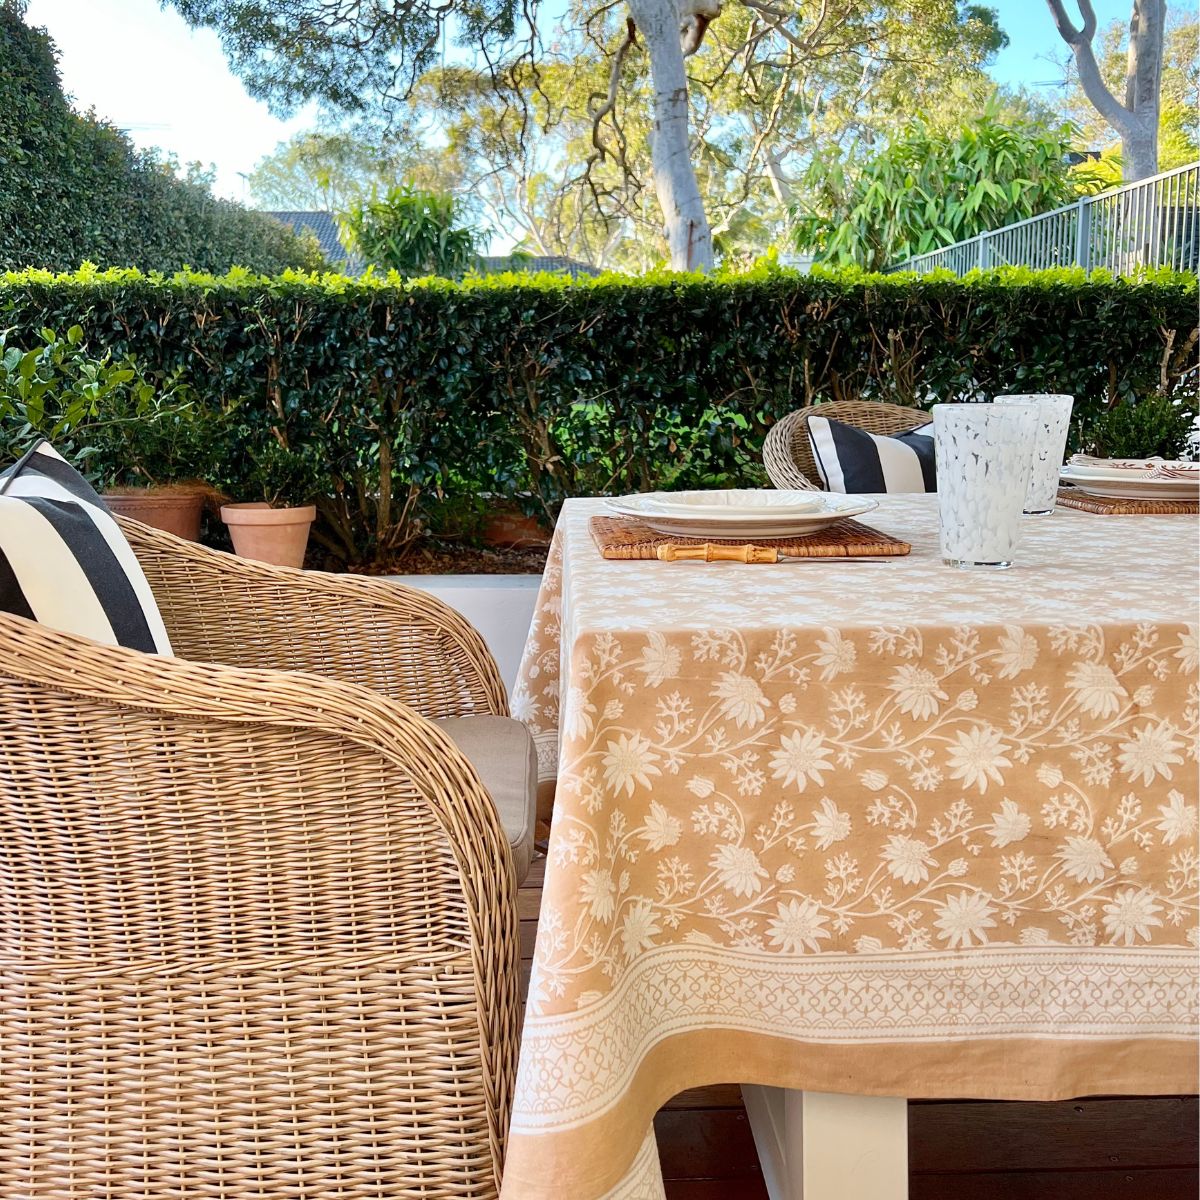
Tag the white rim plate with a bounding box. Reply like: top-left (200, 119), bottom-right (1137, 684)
top-left (606, 491), bottom-right (879, 538)
top-left (638, 489), bottom-right (825, 517)
top-left (1065, 456), bottom-right (1199, 480)
top-left (1060, 467), bottom-right (1199, 501)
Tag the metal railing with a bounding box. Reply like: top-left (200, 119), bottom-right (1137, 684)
top-left (888, 161), bottom-right (1199, 276)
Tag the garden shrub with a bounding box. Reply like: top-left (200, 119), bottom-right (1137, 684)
top-left (0, 326), bottom-right (212, 489)
top-left (0, 7), bottom-right (324, 275)
top-left (0, 263), bottom-right (1195, 566)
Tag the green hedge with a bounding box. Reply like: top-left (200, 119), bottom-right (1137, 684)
top-left (0, 8), bottom-right (323, 275)
top-left (0, 264), bottom-right (1195, 564)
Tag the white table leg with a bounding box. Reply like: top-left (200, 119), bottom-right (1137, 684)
top-left (742, 1086), bottom-right (908, 1200)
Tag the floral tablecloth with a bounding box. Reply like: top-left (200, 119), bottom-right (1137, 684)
top-left (502, 494), bottom-right (1199, 1200)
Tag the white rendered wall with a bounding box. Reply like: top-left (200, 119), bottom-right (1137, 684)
top-left (386, 574), bottom-right (541, 697)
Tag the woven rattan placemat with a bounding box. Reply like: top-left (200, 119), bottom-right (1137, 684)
top-left (1056, 487), bottom-right (1198, 515)
top-left (590, 514), bottom-right (911, 560)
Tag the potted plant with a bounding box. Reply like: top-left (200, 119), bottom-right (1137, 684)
top-left (1080, 392), bottom-right (1199, 461)
top-left (95, 403), bottom-right (222, 540)
top-left (0, 326), bottom-right (216, 538)
top-left (211, 420), bottom-right (320, 569)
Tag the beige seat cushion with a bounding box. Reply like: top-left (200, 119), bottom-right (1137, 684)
top-left (436, 715), bottom-right (537, 884)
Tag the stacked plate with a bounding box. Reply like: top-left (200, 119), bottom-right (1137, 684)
top-left (1060, 456), bottom-right (1200, 501)
top-left (605, 489), bottom-right (878, 538)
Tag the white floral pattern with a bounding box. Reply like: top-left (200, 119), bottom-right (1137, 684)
top-left (501, 495), bottom-right (1199, 1200)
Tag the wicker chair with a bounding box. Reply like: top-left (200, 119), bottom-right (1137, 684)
top-left (0, 526), bottom-right (526, 1199)
top-left (119, 516), bottom-right (509, 719)
top-left (763, 400), bottom-right (933, 490)
top-left (119, 516), bottom-right (536, 883)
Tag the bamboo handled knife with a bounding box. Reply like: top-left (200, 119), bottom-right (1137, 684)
top-left (655, 543), bottom-right (890, 563)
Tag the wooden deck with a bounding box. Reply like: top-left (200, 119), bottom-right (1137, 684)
top-left (518, 855), bottom-right (1199, 1199)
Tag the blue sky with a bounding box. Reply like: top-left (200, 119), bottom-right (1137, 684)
top-left (26, 0), bottom-right (1135, 207)
top-left (990, 0), bottom-right (1132, 90)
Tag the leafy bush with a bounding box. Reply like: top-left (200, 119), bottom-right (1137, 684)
top-left (0, 325), bottom-right (203, 487)
top-left (339, 187), bottom-right (480, 278)
top-left (0, 263), bottom-right (1194, 566)
top-left (797, 108), bottom-right (1092, 270)
top-left (0, 7), bottom-right (324, 274)
top-left (1081, 392), bottom-right (1199, 461)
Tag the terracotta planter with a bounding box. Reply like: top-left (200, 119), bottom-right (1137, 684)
top-left (220, 502), bottom-right (317, 569)
top-left (103, 486), bottom-right (209, 541)
top-left (481, 507), bottom-right (551, 550)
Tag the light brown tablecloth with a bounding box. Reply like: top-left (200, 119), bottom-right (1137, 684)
top-left (502, 494), bottom-right (1199, 1200)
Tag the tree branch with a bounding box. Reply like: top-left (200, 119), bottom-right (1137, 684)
top-left (1044, 0), bottom-right (1097, 44)
top-left (588, 17), bottom-right (638, 168)
top-left (1044, 0), bottom-right (1133, 136)
top-left (740, 0), bottom-right (818, 55)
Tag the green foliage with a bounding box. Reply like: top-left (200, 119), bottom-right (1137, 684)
top-left (164, 0), bottom-right (520, 117)
top-left (247, 132), bottom-right (416, 212)
top-left (339, 187), bottom-right (481, 278)
top-left (797, 108), bottom-right (1090, 270)
top-left (163, 1), bottom-right (1012, 272)
top-left (1081, 392), bottom-right (1199, 461)
top-left (0, 7), bottom-right (325, 274)
top-left (0, 326), bottom-right (201, 486)
top-left (0, 264), bottom-right (1194, 566)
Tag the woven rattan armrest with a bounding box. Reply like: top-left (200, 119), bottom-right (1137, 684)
top-left (0, 613), bottom-right (519, 1195)
top-left (117, 515), bottom-right (508, 719)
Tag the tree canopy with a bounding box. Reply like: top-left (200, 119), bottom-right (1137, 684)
top-left (171, 0), bottom-right (1011, 270)
top-left (247, 133), bottom-right (419, 211)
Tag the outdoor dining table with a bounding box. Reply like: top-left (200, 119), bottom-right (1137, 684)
top-left (502, 492), bottom-right (1198, 1200)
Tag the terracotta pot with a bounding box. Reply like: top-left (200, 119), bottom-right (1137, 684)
top-left (220, 502), bottom-right (317, 569)
top-left (481, 507), bottom-right (551, 550)
top-left (103, 486), bottom-right (209, 541)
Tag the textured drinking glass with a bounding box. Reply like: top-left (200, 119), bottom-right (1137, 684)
top-left (933, 403), bottom-right (1038, 569)
top-left (994, 394), bottom-right (1074, 515)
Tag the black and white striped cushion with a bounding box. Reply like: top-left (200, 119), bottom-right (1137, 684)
top-left (0, 440), bottom-right (172, 654)
top-left (808, 415), bottom-right (936, 493)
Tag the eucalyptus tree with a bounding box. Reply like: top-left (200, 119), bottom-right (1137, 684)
top-left (1045, 0), bottom-right (1167, 181)
top-left (387, 5), bottom-right (1008, 269)
top-left (1054, 9), bottom-right (1198, 176)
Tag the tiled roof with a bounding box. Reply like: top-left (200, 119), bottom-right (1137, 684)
top-left (477, 255), bottom-right (601, 279)
top-left (264, 211), bottom-right (361, 270)
top-left (262, 213), bottom-right (601, 279)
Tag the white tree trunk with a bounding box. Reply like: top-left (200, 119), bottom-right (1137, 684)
top-left (1045, 0), bottom-right (1164, 182)
top-left (1121, 0), bottom-right (1163, 180)
top-left (626, 0), bottom-right (714, 271)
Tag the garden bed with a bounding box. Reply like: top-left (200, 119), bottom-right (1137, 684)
top-left (340, 538), bottom-right (549, 576)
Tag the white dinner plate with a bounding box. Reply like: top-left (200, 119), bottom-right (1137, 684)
top-left (1060, 465), bottom-right (1200, 501)
top-left (640, 489), bottom-right (825, 517)
top-left (606, 491), bottom-right (878, 538)
top-left (1064, 455), bottom-right (1199, 481)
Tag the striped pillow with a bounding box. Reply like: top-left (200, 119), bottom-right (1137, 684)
top-left (0, 440), bottom-right (172, 654)
top-left (808, 415), bottom-right (936, 493)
